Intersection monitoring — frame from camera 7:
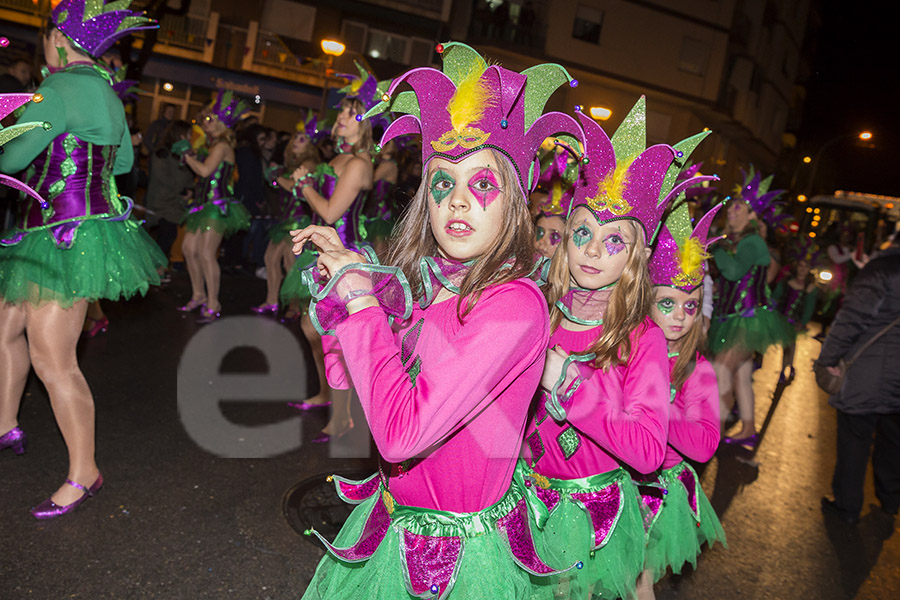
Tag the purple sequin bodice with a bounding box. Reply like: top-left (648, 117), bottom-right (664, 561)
top-left (776, 286), bottom-right (805, 325)
top-left (194, 160), bottom-right (235, 207)
top-left (367, 178), bottom-right (394, 220)
top-left (318, 163), bottom-right (366, 250)
top-left (714, 264), bottom-right (769, 319)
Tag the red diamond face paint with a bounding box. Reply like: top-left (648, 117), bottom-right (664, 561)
top-left (467, 168), bottom-right (502, 210)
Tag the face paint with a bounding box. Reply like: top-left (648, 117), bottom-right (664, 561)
top-left (430, 169), bottom-right (454, 205)
top-left (572, 223), bottom-right (592, 249)
top-left (683, 300), bottom-right (698, 316)
top-left (549, 231), bottom-right (562, 246)
top-left (467, 168), bottom-right (502, 209)
top-left (656, 297), bottom-right (675, 315)
top-left (603, 232), bottom-right (627, 256)
top-left (536, 226), bottom-right (545, 241)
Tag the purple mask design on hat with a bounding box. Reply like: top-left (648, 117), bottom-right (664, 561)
top-left (51, 0), bottom-right (158, 58)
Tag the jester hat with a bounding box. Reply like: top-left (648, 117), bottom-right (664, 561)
top-left (336, 61), bottom-right (391, 132)
top-left (649, 199), bottom-right (724, 291)
top-left (0, 93), bottom-right (51, 206)
top-left (735, 165), bottom-right (789, 230)
top-left (209, 88), bottom-right (250, 129)
top-left (536, 146), bottom-right (578, 218)
top-left (51, 0), bottom-right (157, 58)
top-left (296, 109), bottom-right (328, 145)
top-left (569, 97), bottom-right (718, 243)
top-left (364, 41), bottom-right (584, 198)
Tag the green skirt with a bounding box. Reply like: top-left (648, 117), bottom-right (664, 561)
top-left (268, 217), bottom-right (311, 245)
top-left (365, 216), bottom-right (395, 241)
top-left (643, 462), bottom-right (726, 581)
top-left (526, 466), bottom-right (646, 600)
top-left (302, 473), bottom-right (553, 600)
top-left (708, 307), bottom-right (795, 355)
top-left (182, 201), bottom-right (251, 237)
top-left (279, 249), bottom-right (317, 305)
top-left (0, 218), bottom-right (166, 308)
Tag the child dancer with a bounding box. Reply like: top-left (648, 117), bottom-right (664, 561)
top-left (292, 42), bottom-right (584, 599)
top-left (180, 89), bottom-right (252, 323)
top-left (533, 148), bottom-right (575, 259)
top-left (636, 200), bottom-right (727, 598)
top-left (522, 99), bottom-right (715, 600)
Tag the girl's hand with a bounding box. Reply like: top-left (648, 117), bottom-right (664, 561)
top-left (289, 225), bottom-right (363, 280)
top-left (540, 346), bottom-right (573, 392)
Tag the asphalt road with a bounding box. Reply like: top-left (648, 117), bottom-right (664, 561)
top-left (1, 272), bottom-right (897, 599)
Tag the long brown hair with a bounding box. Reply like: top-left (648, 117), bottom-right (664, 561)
top-left (668, 287), bottom-right (706, 391)
top-left (333, 98), bottom-right (373, 157)
top-left (386, 149), bottom-right (535, 319)
top-left (546, 219), bottom-right (653, 369)
top-left (284, 131), bottom-right (320, 172)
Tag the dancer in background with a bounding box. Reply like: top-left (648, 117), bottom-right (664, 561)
top-left (366, 139), bottom-right (399, 260)
top-left (180, 89), bottom-right (251, 323)
top-left (771, 242), bottom-right (819, 384)
top-left (0, 0), bottom-right (162, 519)
top-left (709, 168), bottom-right (793, 446)
top-left (294, 42), bottom-right (583, 599)
top-left (532, 147), bottom-right (575, 259)
top-left (636, 200), bottom-right (726, 599)
top-left (523, 100), bottom-right (713, 600)
top-left (252, 115), bottom-right (321, 317)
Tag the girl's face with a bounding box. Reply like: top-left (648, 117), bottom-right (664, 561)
top-left (535, 215), bottom-right (565, 259)
top-left (201, 113), bottom-right (226, 136)
top-left (335, 103), bottom-right (360, 141)
top-left (727, 200), bottom-right (753, 232)
top-left (796, 259), bottom-right (810, 280)
top-left (651, 286), bottom-right (701, 344)
top-left (427, 149), bottom-right (507, 262)
top-left (566, 208), bottom-right (635, 289)
top-left (291, 131), bottom-right (309, 153)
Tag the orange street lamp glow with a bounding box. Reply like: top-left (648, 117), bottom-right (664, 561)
top-left (803, 156), bottom-right (812, 163)
top-left (859, 131), bottom-right (873, 141)
top-left (163, 82), bottom-right (174, 92)
top-left (321, 39), bottom-right (346, 57)
top-left (797, 194), bottom-right (807, 202)
top-left (589, 106), bottom-right (612, 120)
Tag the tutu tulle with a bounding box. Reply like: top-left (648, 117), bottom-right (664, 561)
top-left (0, 218), bottom-right (166, 307)
top-left (365, 216), bottom-right (395, 241)
top-left (642, 462), bottom-right (726, 581)
top-left (182, 201), bottom-right (251, 237)
top-left (527, 468), bottom-right (646, 600)
top-left (268, 217), bottom-right (311, 245)
top-left (708, 307), bottom-right (794, 355)
top-left (279, 249), bottom-right (317, 305)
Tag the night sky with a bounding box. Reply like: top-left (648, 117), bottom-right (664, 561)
top-left (797, 0), bottom-right (900, 197)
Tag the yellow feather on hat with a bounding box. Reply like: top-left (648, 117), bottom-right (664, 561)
top-left (446, 61), bottom-right (495, 133)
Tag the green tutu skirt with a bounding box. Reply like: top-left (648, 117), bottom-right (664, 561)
top-left (527, 468), bottom-right (645, 600)
top-left (643, 463), bottom-right (726, 582)
top-left (0, 218), bottom-right (166, 308)
top-left (182, 201), bottom-right (251, 237)
top-left (708, 307), bottom-right (794, 355)
top-left (365, 216), bottom-right (395, 241)
top-left (302, 475), bottom-right (548, 600)
top-left (279, 249), bottom-right (317, 306)
top-left (268, 217), bottom-right (311, 245)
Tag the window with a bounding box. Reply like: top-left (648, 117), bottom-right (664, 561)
top-left (678, 37), bottom-right (709, 76)
top-left (572, 4), bottom-right (603, 44)
top-left (366, 30), bottom-right (408, 63)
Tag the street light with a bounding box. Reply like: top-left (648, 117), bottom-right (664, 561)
top-left (319, 38), bottom-right (346, 115)
top-left (806, 131), bottom-right (874, 195)
top-left (589, 106), bottom-right (612, 120)
top-left (859, 131), bottom-right (873, 141)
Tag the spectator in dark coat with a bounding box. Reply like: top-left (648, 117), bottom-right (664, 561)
top-left (818, 232), bottom-right (900, 524)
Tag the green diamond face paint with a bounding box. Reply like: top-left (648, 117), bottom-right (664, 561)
top-left (467, 168), bottom-right (502, 210)
top-left (656, 297), bottom-right (675, 315)
top-left (572, 223), bottom-right (593, 249)
top-left (536, 226), bottom-right (546, 241)
top-left (430, 169), bottom-right (455, 205)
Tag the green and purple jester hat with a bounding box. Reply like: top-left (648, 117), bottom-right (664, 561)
top-left (50, 0), bottom-right (157, 58)
top-left (363, 41), bottom-right (585, 200)
top-left (0, 93), bottom-right (51, 206)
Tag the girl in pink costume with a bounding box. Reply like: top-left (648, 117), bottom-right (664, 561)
top-left (522, 99), bottom-right (716, 600)
top-left (635, 200), bottom-right (727, 599)
top-left (292, 42), bottom-right (584, 599)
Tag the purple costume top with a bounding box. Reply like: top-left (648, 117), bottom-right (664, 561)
top-left (662, 354), bottom-right (720, 470)
top-left (269, 165), bottom-right (312, 225)
top-left (189, 160), bottom-right (235, 215)
top-left (711, 233), bottom-right (771, 319)
top-left (524, 318), bottom-right (670, 478)
top-left (367, 178), bottom-right (394, 220)
top-left (317, 163), bottom-right (367, 249)
top-left (3, 134), bottom-right (128, 248)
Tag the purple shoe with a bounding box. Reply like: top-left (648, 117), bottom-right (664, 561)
top-left (0, 427), bottom-right (26, 455)
top-left (197, 306), bottom-right (222, 324)
top-left (177, 298), bottom-right (206, 312)
top-left (723, 433), bottom-right (759, 449)
top-left (287, 400), bottom-right (332, 411)
top-left (251, 303), bottom-right (279, 315)
top-left (31, 473), bottom-right (103, 520)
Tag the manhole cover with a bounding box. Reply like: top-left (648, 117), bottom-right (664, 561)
top-left (283, 469), bottom-right (374, 546)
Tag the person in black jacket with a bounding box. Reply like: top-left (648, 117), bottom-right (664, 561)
top-left (818, 231), bottom-right (900, 524)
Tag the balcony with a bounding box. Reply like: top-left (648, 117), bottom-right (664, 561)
top-left (0, 0), bottom-right (49, 27)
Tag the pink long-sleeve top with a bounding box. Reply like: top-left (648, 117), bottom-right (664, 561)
top-left (323, 278), bottom-right (550, 513)
top-left (662, 353), bottom-right (720, 469)
top-left (524, 317), bottom-right (669, 479)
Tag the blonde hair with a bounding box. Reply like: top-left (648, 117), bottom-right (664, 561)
top-left (284, 130), bottom-right (320, 172)
top-left (386, 150), bottom-right (535, 320)
top-left (546, 219), bottom-right (653, 369)
top-left (667, 286), bottom-right (706, 391)
top-left (333, 98), bottom-right (373, 156)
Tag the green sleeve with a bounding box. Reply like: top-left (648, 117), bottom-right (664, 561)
top-left (712, 235), bottom-right (770, 281)
top-left (113, 123), bottom-right (133, 176)
top-left (771, 279), bottom-right (785, 304)
top-left (0, 86), bottom-right (67, 174)
top-left (800, 289), bottom-right (818, 325)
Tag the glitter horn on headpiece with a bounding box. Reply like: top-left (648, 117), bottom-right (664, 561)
top-left (210, 88), bottom-right (250, 129)
top-left (536, 146), bottom-right (578, 218)
top-left (296, 109), bottom-right (327, 145)
top-left (569, 96), bottom-right (718, 242)
top-left (51, 0), bottom-right (158, 58)
top-left (364, 41), bottom-right (584, 198)
top-left (649, 199), bottom-right (724, 291)
top-left (0, 93), bottom-right (51, 206)
top-left (735, 165), bottom-right (789, 230)
top-left (336, 61), bottom-right (391, 132)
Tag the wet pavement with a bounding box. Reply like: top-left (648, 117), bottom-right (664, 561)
top-left (1, 272), bottom-right (897, 599)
